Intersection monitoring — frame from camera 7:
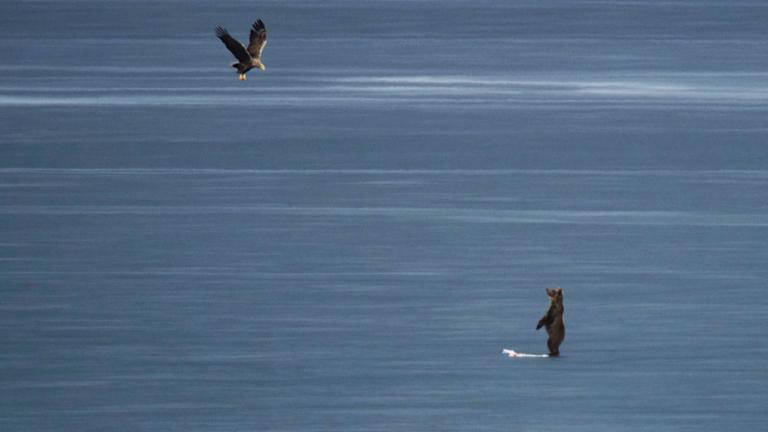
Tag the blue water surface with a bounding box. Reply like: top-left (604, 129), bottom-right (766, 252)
top-left (1, 1), bottom-right (767, 431)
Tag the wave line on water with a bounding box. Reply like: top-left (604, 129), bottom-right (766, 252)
top-left (0, 205), bottom-right (765, 227)
top-left (1, 167), bottom-right (766, 178)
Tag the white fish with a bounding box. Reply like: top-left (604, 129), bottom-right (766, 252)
top-left (502, 349), bottom-right (549, 358)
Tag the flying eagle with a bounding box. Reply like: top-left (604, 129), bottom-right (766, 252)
top-left (215, 19), bottom-right (267, 80)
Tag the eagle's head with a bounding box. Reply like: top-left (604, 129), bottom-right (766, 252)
top-left (251, 59), bottom-right (266, 71)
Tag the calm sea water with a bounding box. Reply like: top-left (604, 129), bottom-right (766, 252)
top-left (1, 1), bottom-right (767, 431)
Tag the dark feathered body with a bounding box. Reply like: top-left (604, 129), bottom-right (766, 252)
top-left (536, 288), bottom-right (565, 356)
top-left (230, 60), bottom-right (261, 75)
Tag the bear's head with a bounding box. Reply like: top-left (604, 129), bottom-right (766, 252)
top-left (546, 287), bottom-right (563, 306)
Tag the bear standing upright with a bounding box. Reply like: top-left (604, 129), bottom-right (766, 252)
top-left (536, 287), bottom-right (565, 356)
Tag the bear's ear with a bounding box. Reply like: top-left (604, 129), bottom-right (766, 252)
top-left (556, 287), bottom-right (562, 294)
top-left (545, 288), bottom-right (556, 297)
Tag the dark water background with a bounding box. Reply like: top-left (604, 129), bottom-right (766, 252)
top-left (1, 1), bottom-right (767, 431)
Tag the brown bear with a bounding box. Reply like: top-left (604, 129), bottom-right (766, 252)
top-left (536, 287), bottom-right (565, 356)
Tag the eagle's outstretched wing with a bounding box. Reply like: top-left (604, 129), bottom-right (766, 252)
top-left (247, 19), bottom-right (267, 59)
top-left (215, 26), bottom-right (251, 64)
